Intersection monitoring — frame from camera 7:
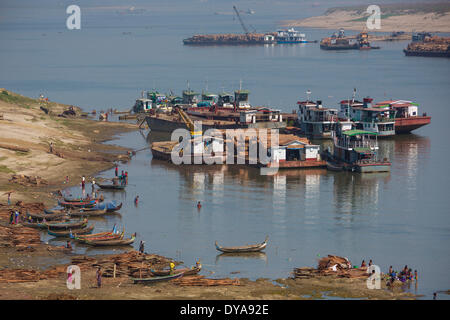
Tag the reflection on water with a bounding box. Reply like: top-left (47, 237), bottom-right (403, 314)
top-left (55, 129), bottom-right (443, 298)
top-left (215, 252), bottom-right (268, 264)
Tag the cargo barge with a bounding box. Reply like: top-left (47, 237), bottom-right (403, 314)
top-left (320, 30), bottom-right (379, 50)
top-left (183, 33), bottom-right (277, 45)
top-left (403, 34), bottom-right (450, 58)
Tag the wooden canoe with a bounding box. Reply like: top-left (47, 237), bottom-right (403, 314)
top-left (131, 272), bottom-right (184, 284)
top-left (74, 231), bottom-right (124, 242)
top-left (64, 195), bottom-right (104, 203)
top-left (27, 211), bottom-right (68, 221)
top-left (81, 234), bottom-right (135, 246)
top-left (68, 208), bottom-right (108, 217)
top-left (22, 221), bottom-right (50, 229)
top-left (47, 224), bottom-right (95, 237)
top-left (43, 208), bottom-right (67, 215)
top-left (47, 218), bottom-right (88, 229)
top-left (95, 183), bottom-right (126, 190)
top-left (58, 200), bottom-right (97, 208)
top-left (73, 226), bottom-right (123, 239)
top-left (151, 263), bottom-right (202, 277)
top-left (215, 236), bottom-right (269, 253)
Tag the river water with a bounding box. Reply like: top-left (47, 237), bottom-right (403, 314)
top-left (1, 2), bottom-right (449, 299)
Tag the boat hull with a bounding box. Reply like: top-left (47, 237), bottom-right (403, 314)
top-left (394, 116), bottom-right (431, 133)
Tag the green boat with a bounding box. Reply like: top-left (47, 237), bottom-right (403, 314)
top-left (131, 271), bottom-right (184, 284)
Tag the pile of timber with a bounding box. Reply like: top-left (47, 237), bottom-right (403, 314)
top-left (15, 201), bottom-right (45, 213)
top-left (405, 36), bottom-right (450, 54)
top-left (184, 33), bottom-right (276, 45)
top-left (0, 143), bottom-right (30, 153)
top-left (0, 225), bottom-right (41, 249)
top-left (0, 265), bottom-right (69, 283)
top-left (0, 269), bottom-right (41, 283)
top-left (293, 255), bottom-right (370, 280)
top-left (9, 175), bottom-right (48, 187)
top-left (318, 255), bottom-right (352, 270)
top-left (172, 275), bottom-right (240, 286)
top-left (70, 250), bottom-right (174, 278)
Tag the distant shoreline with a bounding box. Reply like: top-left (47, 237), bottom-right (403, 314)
top-left (282, 3), bottom-right (450, 33)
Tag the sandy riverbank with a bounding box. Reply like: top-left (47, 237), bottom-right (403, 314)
top-left (0, 89), bottom-right (137, 206)
top-left (283, 4), bottom-right (450, 33)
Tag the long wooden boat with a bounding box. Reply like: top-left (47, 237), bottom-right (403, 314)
top-left (27, 211), bottom-right (68, 221)
top-left (215, 236), bottom-right (269, 253)
top-left (58, 199), bottom-right (97, 208)
top-left (22, 221), bottom-right (50, 229)
top-left (81, 234), bottom-right (135, 246)
top-left (64, 195), bottom-right (104, 203)
top-left (87, 202), bottom-right (123, 212)
top-left (151, 263), bottom-right (202, 277)
top-left (44, 208), bottom-right (68, 215)
top-left (47, 224), bottom-right (95, 237)
top-left (73, 226), bottom-right (122, 239)
top-left (95, 183), bottom-right (126, 190)
top-left (68, 208), bottom-right (108, 217)
top-left (74, 231), bottom-right (124, 242)
top-left (131, 272), bottom-right (184, 284)
top-left (47, 218), bottom-right (88, 229)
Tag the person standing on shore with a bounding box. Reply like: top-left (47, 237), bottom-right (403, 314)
top-left (139, 240), bottom-right (145, 254)
top-left (9, 211), bottom-right (14, 224)
top-left (115, 165), bottom-right (118, 177)
top-left (96, 267), bottom-right (102, 288)
top-left (81, 176), bottom-right (85, 189)
top-left (125, 171), bottom-right (128, 185)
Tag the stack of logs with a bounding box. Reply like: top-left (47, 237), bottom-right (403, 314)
top-left (172, 275), bottom-right (240, 286)
top-left (293, 255), bottom-right (370, 280)
top-left (0, 225), bottom-right (41, 249)
top-left (70, 251), bottom-right (174, 278)
top-left (9, 175), bottom-right (48, 187)
top-left (407, 36), bottom-right (450, 52)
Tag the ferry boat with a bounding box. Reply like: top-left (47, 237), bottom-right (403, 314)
top-left (276, 28), bottom-right (308, 43)
top-left (339, 98), bottom-right (396, 137)
top-left (297, 95), bottom-right (352, 139)
top-left (374, 100), bottom-right (431, 134)
top-left (325, 125), bottom-right (391, 173)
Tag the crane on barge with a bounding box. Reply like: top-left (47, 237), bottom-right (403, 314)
top-left (233, 5), bottom-right (256, 38)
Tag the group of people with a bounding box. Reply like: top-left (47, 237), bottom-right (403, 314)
top-left (114, 165), bottom-right (128, 186)
top-left (388, 265), bottom-right (418, 284)
top-left (9, 210), bottom-right (21, 225)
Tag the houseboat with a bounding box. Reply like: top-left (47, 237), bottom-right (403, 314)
top-left (374, 100), bottom-right (431, 134)
top-left (297, 99), bottom-right (351, 139)
top-left (340, 98), bottom-right (396, 137)
top-left (325, 126), bottom-right (391, 173)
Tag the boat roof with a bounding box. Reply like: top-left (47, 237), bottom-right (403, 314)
top-left (342, 130), bottom-right (378, 136)
top-left (375, 100), bottom-right (418, 108)
top-left (351, 106), bottom-right (390, 112)
top-left (235, 90), bottom-right (250, 94)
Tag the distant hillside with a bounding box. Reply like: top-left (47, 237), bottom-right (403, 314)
top-left (283, 2), bottom-right (450, 33)
top-left (325, 2), bottom-right (450, 16)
